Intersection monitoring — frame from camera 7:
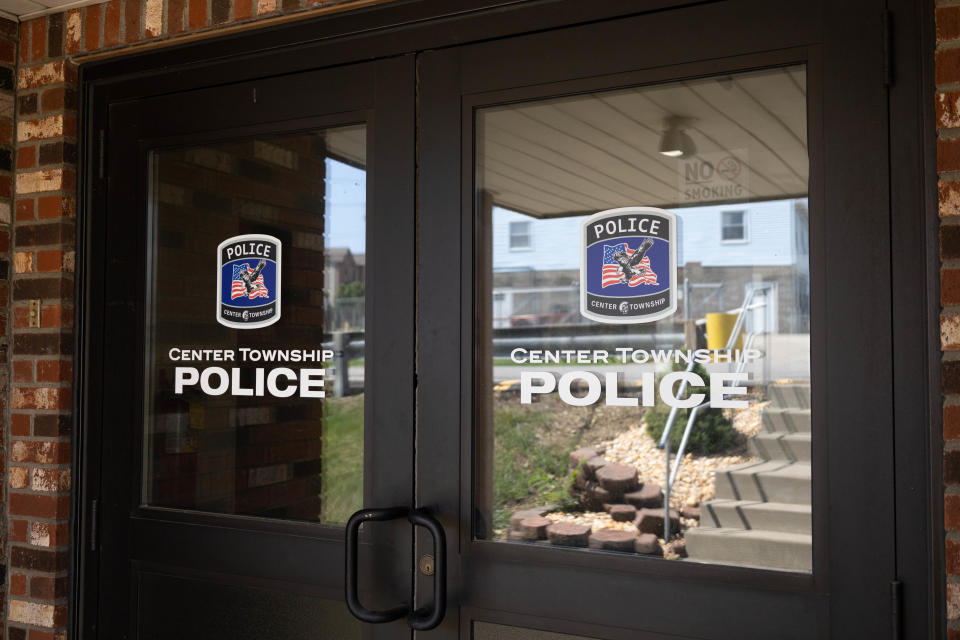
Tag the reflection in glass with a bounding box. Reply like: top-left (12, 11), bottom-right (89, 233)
top-left (143, 125), bottom-right (367, 524)
top-left (476, 66), bottom-right (812, 572)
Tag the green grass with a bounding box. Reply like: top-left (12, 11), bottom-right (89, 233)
top-left (320, 395), bottom-right (364, 524)
top-left (492, 406), bottom-right (577, 531)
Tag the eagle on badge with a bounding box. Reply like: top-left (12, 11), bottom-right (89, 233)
top-left (237, 258), bottom-right (267, 297)
top-left (612, 237), bottom-right (654, 284)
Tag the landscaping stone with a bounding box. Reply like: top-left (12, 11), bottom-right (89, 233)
top-left (587, 483), bottom-right (614, 505)
top-left (667, 540), bottom-right (688, 558)
top-left (596, 463), bottom-right (639, 494)
top-left (681, 505), bottom-right (701, 521)
top-left (510, 507), bottom-right (551, 531)
top-left (608, 504), bottom-right (637, 522)
top-left (634, 533), bottom-right (662, 555)
top-left (624, 483), bottom-right (663, 509)
top-left (546, 522), bottom-right (591, 547)
top-left (507, 530), bottom-right (528, 541)
top-left (588, 528), bottom-right (637, 552)
top-left (635, 507), bottom-right (680, 535)
top-left (518, 516), bottom-right (552, 540)
top-left (584, 456), bottom-right (608, 480)
top-left (573, 470), bottom-right (589, 489)
top-left (569, 447), bottom-right (598, 470)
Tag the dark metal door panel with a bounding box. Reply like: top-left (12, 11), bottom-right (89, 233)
top-left (87, 55), bottom-right (416, 639)
top-left (415, 0), bottom-right (898, 637)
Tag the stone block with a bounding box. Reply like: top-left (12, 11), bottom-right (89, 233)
top-left (546, 522), bottom-right (591, 547)
top-left (588, 528), bottom-right (636, 552)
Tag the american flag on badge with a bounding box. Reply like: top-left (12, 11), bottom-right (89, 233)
top-left (231, 263), bottom-right (269, 300)
top-left (601, 243), bottom-right (658, 288)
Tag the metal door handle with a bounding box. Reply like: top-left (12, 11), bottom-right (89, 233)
top-left (344, 507), bottom-right (447, 630)
top-left (407, 509), bottom-right (446, 631)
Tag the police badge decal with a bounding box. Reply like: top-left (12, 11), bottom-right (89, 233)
top-left (216, 234), bottom-right (282, 329)
top-left (580, 207), bottom-right (677, 324)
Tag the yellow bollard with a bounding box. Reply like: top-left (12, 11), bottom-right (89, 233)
top-left (705, 312), bottom-right (743, 355)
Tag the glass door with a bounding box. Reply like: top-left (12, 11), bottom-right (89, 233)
top-left (417, 1), bottom-right (895, 637)
top-left (89, 57), bottom-right (416, 639)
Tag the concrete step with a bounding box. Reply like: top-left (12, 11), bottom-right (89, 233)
top-left (714, 460), bottom-right (811, 505)
top-left (748, 432), bottom-right (812, 462)
top-left (761, 407), bottom-right (811, 434)
top-left (684, 527), bottom-right (812, 572)
top-left (767, 384), bottom-right (810, 409)
top-left (700, 499), bottom-right (811, 534)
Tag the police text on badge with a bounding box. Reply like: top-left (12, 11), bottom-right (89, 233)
top-left (580, 207), bottom-right (678, 324)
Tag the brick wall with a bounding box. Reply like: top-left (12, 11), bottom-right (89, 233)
top-left (940, 4), bottom-right (960, 638)
top-left (0, 16), bottom-right (13, 640)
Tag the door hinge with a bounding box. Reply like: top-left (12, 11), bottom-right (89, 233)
top-left (98, 129), bottom-right (105, 179)
top-left (89, 498), bottom-right (98, 552)
top-left (882, 10), bottom-right (894, 87)
top-left (891, 579), bottom-right (902, 640)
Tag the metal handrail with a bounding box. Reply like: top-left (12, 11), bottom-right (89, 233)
top-left (658, 285), bottom-right (770, 542)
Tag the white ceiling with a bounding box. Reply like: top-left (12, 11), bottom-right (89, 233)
top-left (0, 0), bottom-right (107, 21)
top-left (479, 66), bottom-right (808, 217)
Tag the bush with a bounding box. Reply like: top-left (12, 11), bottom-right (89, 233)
top-left (644, 363), bottom-right (739, 455)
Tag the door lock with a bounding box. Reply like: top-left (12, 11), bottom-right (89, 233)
top-left (419, 554), bottom-right (435, 576)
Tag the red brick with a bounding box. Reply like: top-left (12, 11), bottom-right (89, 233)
top-left (31, 468), bottom-right (70, 493)
top-left (949, 405), bottom-right (960, 441)
top-left (235, 0), bottom-right (253, 21)
top-left (9, 574), bottom-right (26, 598)
top-left (0, 175), bottom-right (12, 199)
top-left (0, 230), bottom-right (10, 252)
top-left (28, 630), bottom-right (62, 640)
top-left (0, 39), bottom-right (15, 65)
top-left (168, 0), bottom-right (186, 34)
top-left (0, 120), bottom-right (12, 146)
top-left (10, 519), bottom-right (27, 543)
top-left (11, 387), bottom-right (71, 411)
top-left (940, 48), bottom-right (960, 87)
top-left (12, 362), bottom-right (33, 385)
top-left (29, 17), bottom-right (46, 62)
top-left (104, 0), bottom-right (122, 46)
top-left (949, 537), bottom-right (960, 574)
top-left (15, 199), bottom-right (35, 221)
top-left (19, 24), bottom-right (29, 64)
top-left (16, 147), bottom-right (36, 171)
top-left (37, 360), bottom-right (70, 383)
top-left (9, 493), bottom-right (70, 519)
top-left (37, 250), bottom-right (64, 273)
top-left (942, 137), bottom-right (960, 173)
top-left (189, 0), bottom-right (208, 30)
top-left (121, 0), bottom-right (140, 43)
top-left (11, 414), bottom-right (29, 436)
top-left (12, 306), bottom-right (28, 329)
top-left (10, 440), bottom-right (70, 465)
top-left (38, 196), bottom-right (75, 220)
top-left (65, 9), bottom-right (82, 55)
top-left (29, 575), bottom-right (68, 600)
top-left (947, 269), bottom-right (960, 306)
top-left (10, 546), bottom-right (68, 572)
top-left (84, 4), bottom-right (102, 52)
top-left (950, 494), bottom-right (960, 531)
top-left (940, 6), bottom-right (960, 42)
top-left (40, 87), bottom-right (76, 113)
top-left (40, 304), bottom-right (72, 328)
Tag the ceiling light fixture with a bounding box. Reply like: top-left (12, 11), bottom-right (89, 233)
top-left (658, 116), bottom-right (697, 158)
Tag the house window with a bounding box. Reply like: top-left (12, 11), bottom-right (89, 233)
top-left (721, 210), bottom-right (748, 242)
top-left (509, 220), bottom-right (532, 249)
